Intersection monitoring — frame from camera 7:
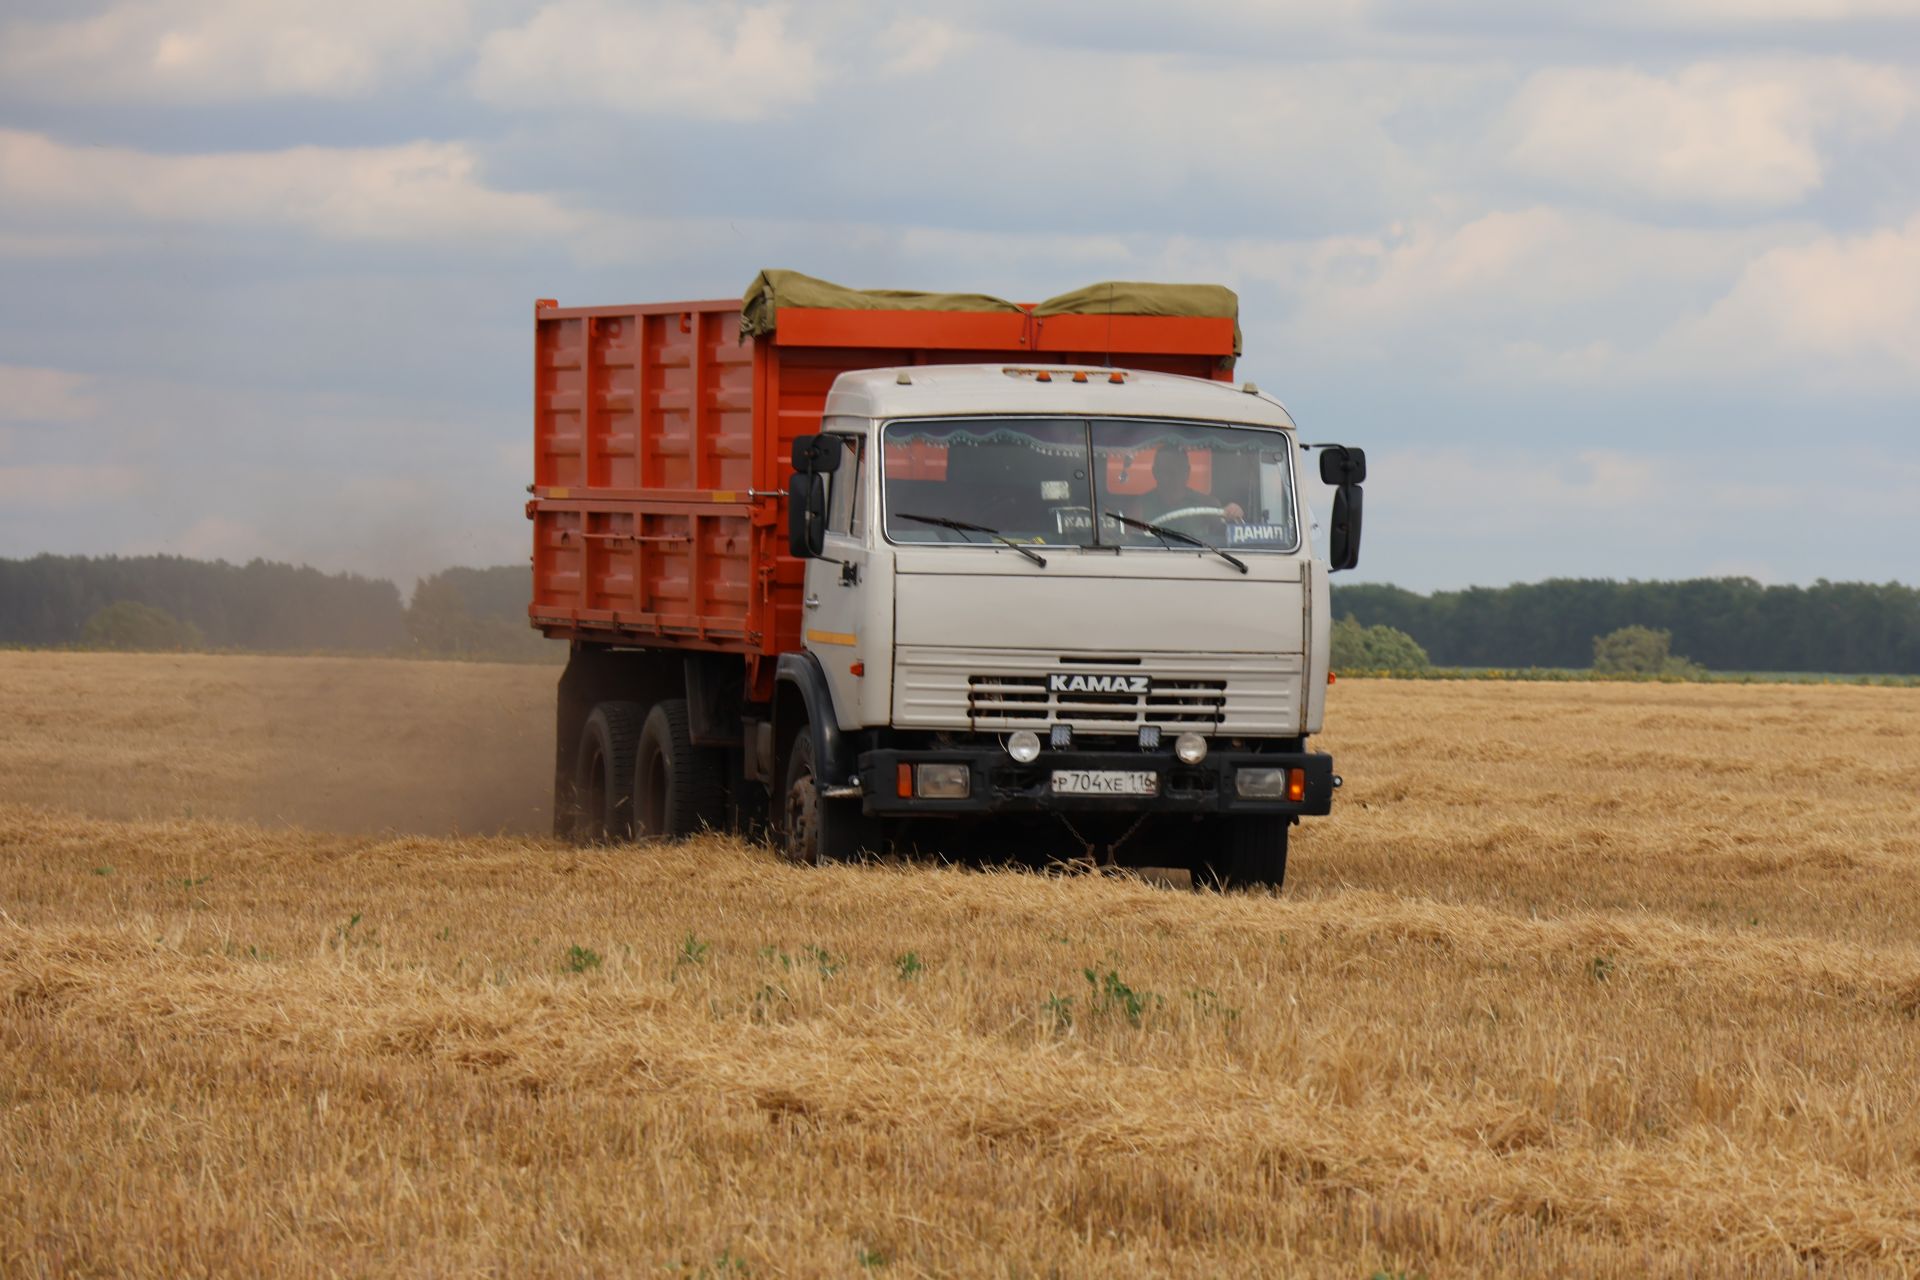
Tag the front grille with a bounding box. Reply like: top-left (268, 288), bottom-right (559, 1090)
top-left (895, 646), bottom-right (1300, 735)
top-left (967, 673), bottom-right (1226, 732)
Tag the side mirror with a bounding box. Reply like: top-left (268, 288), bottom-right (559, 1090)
top-left (1328, 483), bottom-right (1362, 572)
top-left (787, 473), bottom-right (827, 559)
top-left (1318, 446), bottom-right (1366, 486)
top-left (791, 434), bottom-right (842, 475)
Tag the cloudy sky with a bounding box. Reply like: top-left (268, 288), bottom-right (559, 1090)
top-left (2, 0), bottom-right (1917, 592)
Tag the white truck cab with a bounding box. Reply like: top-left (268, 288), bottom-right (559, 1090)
top-left (782, 363), bottom-right (1365, 889)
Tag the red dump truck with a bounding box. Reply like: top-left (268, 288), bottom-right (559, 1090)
top-left (529, 271), bottom-right (1364, 889)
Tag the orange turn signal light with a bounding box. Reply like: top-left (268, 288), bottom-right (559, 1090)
top-left (1286, 769), bottom-right (1307, 803)
top-left (897, 764), bottom-right (913, 798)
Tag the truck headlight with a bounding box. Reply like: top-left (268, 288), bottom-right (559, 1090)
top-left (1236, 767), bottom-right (1306, 800)
top-left (916, 763), bottom-right (970, 799)
top-left (1174, 732), bottom-right (1208, 765)
top-left (1006, 730), bottom-right (1042, 764)
top-left (1235, 767), bottom-right (1286, 798)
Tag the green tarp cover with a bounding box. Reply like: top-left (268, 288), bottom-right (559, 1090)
top-left (740, 269), bottom-right (1022, 339)
top-left (740, 270), bottom-right (1239, 354)
top-left (1033, 280), bottom-right (1240, 355)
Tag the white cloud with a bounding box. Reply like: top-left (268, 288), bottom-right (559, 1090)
top-left (1607, 0), bottom-right (1920, 22)
top-left (1385, 446), bottom-right (1660, 516)
top-left (877, 17), bottom-right (973, 78)
top-left (0, 0), bottom-right (473, 101)
top-left (471, 1), bottom-right (820, 121)
top-left (0, 464), bottom-right (141, 505)
top-left (137, 514), bottom-right (281, 563)
top-left (1172, 207), bottom-right (1776, 369)
top-left (1359, 208), bottom-right (1920, 390)
top-left (0, 130), bottom-right (578, 242)
top-left (793, 38), bottom-right (1494, 237)
top-left (1672, 211), bottom-right (1920, 378)
top-left (1370, 445), bottom-right (1805, 541)
top-left (0, 366), bottom-right (100, 422)
top-left (1504, 59), bottom-right (1915, 207)
top-left (1133, 200), bottom-right (1920, 392)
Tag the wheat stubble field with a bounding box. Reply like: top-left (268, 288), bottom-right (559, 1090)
top-left (3, 652), bottom-right (1919, 1277)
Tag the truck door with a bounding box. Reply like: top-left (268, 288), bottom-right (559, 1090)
top-left (803, 434), bottom-right (869, 730)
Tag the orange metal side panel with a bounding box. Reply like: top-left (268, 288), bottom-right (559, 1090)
top-left (772, 308), bottom-right (1035, 352)
top-left (1032, 314), bottom-right (1237, 362)
top-left (533, 301), bottom-right (772, 655)
top-left (531, 296), bottom-right (1241, 658)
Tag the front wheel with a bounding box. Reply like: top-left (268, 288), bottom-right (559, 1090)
top-left (778, 730), bottom-right (869, 866)
top-left (1192, 815), bottom-right (1289, 893)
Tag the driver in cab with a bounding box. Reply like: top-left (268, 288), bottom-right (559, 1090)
top-left (1141, 447), bottom-right (1243, 523)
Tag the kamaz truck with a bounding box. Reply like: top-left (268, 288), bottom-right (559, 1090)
top-left (529, 271), bottom-right (1364, 890)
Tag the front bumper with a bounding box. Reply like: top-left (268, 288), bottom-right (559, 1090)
top-left (855, 747), bottom-right (1337, 817)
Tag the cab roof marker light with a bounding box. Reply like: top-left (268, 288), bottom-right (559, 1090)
top-left (896, 371), bottom-right (912, 384)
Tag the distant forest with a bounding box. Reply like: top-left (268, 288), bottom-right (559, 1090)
top-left (1334, 578), bottom-right (1920, 675)
top-left (5, 556), bottom-right (1918, 674)
top-left (0, 555), bottom-right (546, 660)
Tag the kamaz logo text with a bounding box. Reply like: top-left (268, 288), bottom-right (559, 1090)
top-left (1048, 673), bottom-right (1151, 695)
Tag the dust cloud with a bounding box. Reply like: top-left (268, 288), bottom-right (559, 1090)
top-left (0, 652), bottom-right (556, 836)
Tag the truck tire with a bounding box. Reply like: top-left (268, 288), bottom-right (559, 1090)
top-left (633, 699), bottom-right (728, 839)
top-left (1192, 816), bottom-right (1289, 893)
top-left (777, 730), bottom-right (862, 866)
top-left (575, 701), bottom-right (642, 843)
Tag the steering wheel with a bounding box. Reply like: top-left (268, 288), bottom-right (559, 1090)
top-left (1155, 505), bottom-right (1230, 531)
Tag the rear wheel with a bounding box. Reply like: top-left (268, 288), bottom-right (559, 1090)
top-left (778, 729), bottom-right (867, 866)
top-left (574, 701), bottom-right (641, 843)
top-left (633, 699), bottom-right (729, 839)
top-left (1192, 816), bottom-right (1289, 893)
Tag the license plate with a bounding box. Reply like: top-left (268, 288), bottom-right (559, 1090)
top-left (1051, 769), bottom-right (1159, 796)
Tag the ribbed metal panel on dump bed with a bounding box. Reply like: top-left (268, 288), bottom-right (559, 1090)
top-left (528, 295), bottom-right (1239, 679)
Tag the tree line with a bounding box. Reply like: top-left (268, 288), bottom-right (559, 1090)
top-left (1332, 578), bottom-right (1920, 675)
top-left (0, 555), bottom-right (548, 660)
top-left (7, 556), bottom-right (1916, 674)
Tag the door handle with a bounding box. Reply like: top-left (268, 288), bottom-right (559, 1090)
top-left (804, 594), bottom-right (821, 609)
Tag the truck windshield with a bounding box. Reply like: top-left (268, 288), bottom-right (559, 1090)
top-left (880, 417), bottom-right (1299, 552)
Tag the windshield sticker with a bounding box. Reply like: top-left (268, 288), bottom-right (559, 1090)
top-left (1226, 521), bottom-right (1288, 545)
top-left (1040, 480), bottom-right (1072, 500)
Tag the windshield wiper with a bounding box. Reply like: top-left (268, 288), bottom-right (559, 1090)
top-left (894, 512), bottom-right (1048, 568)
top-left (1102, 512), bottom-right (1248, 575)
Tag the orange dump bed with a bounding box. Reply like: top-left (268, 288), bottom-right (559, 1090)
top-left (528, 296), bottom-right (1237, 675)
